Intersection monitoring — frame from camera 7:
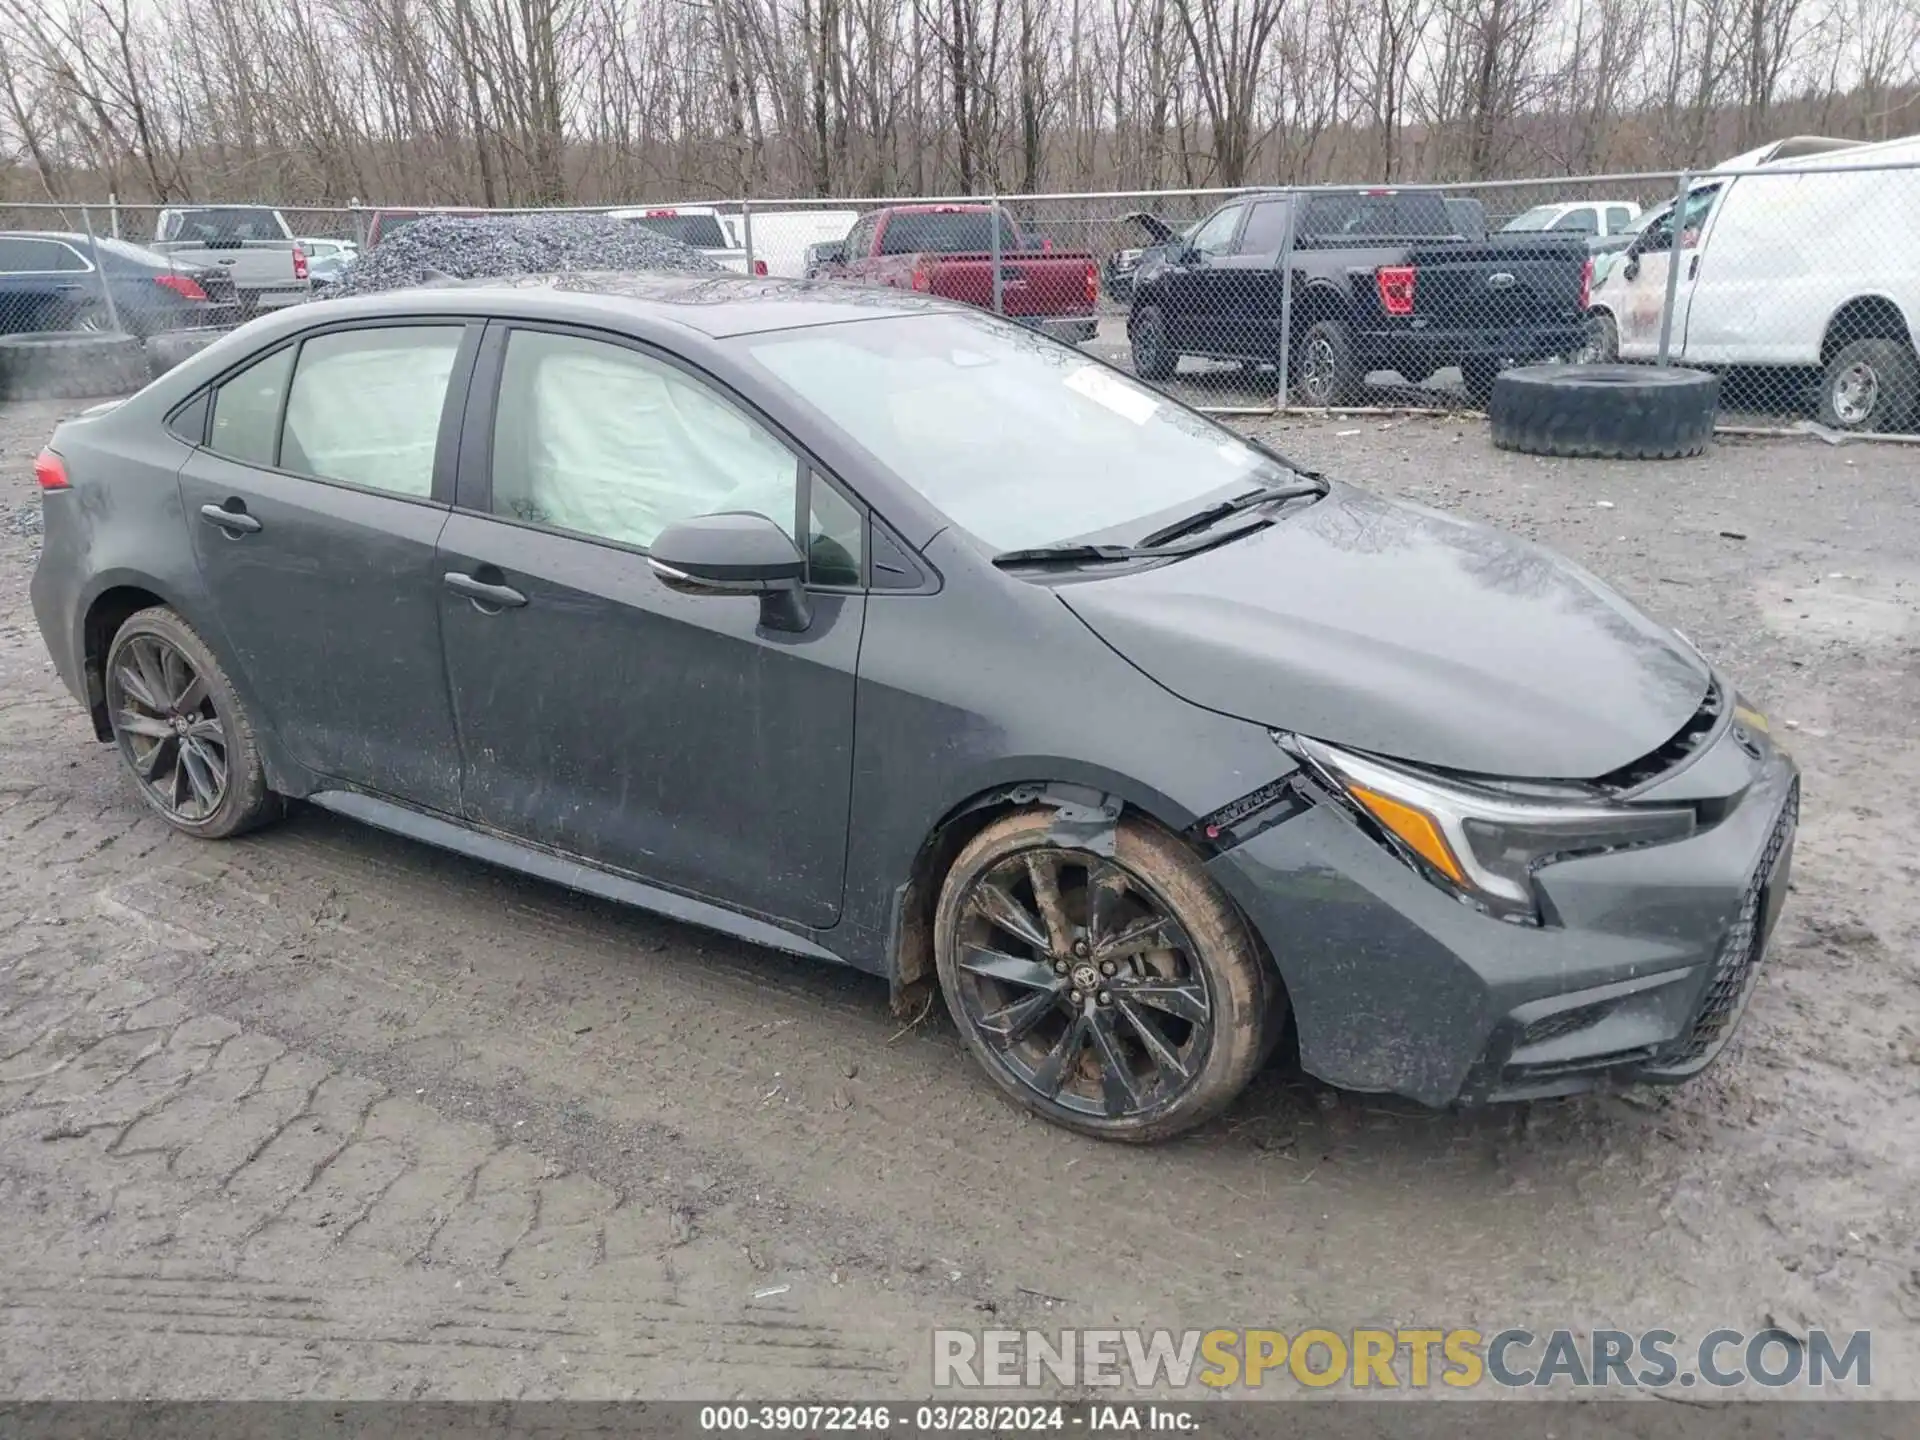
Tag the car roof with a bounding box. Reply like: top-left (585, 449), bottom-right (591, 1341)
top-left (287, 271), bottom-right (951, 338)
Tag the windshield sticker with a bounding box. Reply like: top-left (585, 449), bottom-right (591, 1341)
top-left (1064, 365), bottom-right (1159, 425)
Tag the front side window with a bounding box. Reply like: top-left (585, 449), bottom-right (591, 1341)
top-left (279, 326), bottom-right (462, 496)
top-left (489, 329), bottom-right (797, 551)
top-left (1189, 205), bottom-right (1244, 255)
top-left (209, 346), bottom-right (296, 465)
top-left (741, 311), bottom-right (1296, 554)
top-left (1606, 206), bottom-right (1634, 232)
top-left (1552, 208), bottom-right (1599, 233)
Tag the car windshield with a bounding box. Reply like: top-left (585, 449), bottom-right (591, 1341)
top-left (625, 214), bottom-right (730, 249)
top-left (75, 235), bottom-right (178, 267)
top-left (1502, 206), bottom-right (1562, 232)
top-left (738, 311), bottom-right (1297, 552)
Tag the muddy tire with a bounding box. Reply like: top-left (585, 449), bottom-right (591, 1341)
top-left (1130, 303), bottom-right (1176, 381)
top-left (1817, 337), bottom-right (1919, 434)
top-left (1579, 311), bottom-right (1621, 364)
top-left (0, 330), bottom-right (148, 401)
top-left (1293, 318), bottom-right (1360, 406)
top-left (104, 607), bottom-right (280, 840)
top-left (1489, 362), bottom-right (1719, 459)
top-left (934, 808), bottom-right (1276, 1143)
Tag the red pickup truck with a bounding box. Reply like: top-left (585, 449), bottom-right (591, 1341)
top-left (819, 204), bottom-right (1099, 342)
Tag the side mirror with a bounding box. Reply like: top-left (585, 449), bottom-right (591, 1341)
top-left (647, 511), bottom-right (812, 632)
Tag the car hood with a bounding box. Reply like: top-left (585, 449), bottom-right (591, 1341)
top-left (1060, 484), bottom-right (1711, 779)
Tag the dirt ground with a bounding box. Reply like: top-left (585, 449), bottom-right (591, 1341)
top-left (0, 394), bottom-right (1915, 1401)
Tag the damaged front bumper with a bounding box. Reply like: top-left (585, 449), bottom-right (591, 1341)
top-left (1205, 724), bottom-right (1800, 1107)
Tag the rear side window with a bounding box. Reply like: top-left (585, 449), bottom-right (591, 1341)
top-left (1551, 208), bottom-right (1598, 233)
top-left (1237, 201), bottom-right (1293, 255)
top-left (1606, 206), bottom-right (1634, 232)
top-left (879, 211), bottom-right (1017, 255)
top-left (1301, 192), bottom-right (1453, 239)
top-left (279, 327), bottom-right (462, 497)
top-left (209, 347), bottom-right (296, 466)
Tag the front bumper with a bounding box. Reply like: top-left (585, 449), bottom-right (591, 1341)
top-left (1207, 726), bottom-right (1799, 1107)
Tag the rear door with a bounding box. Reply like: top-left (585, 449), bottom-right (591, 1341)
top-left (434, 322), bottom-right (865, 927)
top-left (175, 319), bottom-right (479, 811)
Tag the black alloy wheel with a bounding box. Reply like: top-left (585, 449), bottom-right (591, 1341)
top-left (936, 811), bottom-right (1274, 1141)
top-left (108, 631), bottom-right (229, 822)
top-left (103, 607), bottom-right (279, 838)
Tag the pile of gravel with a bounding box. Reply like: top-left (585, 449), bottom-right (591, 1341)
top-left (324, 212), bottom-right (726, 298)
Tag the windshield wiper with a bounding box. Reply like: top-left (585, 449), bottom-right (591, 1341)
top-left (991, 543), bottom-right (1147, 569)
top-left (1134, 475), bottom-right (1329, 551)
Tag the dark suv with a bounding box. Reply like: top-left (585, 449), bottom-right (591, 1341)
top-left (1126, 188), bottom-right (1592, 406)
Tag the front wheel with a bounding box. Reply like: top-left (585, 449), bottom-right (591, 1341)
top-left (1130, 304), bottom-right (1176, 380)
top-left (934, 809), bottom-right (1276, 1143)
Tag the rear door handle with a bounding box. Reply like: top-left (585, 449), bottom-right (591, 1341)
top-left (1687, 255), bottom-right (1700, 280)
top-left (443, 571), bottom-right (528, 609)
top-left (199, 502), bottom-right (261, 534)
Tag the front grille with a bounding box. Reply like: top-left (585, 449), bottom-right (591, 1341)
top-left (1652, 783), bottom-right (1798, 1070)
top-left (1597, 678), bottom-right (1723, 795)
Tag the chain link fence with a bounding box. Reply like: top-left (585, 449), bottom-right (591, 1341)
top-left (3, 154), bottom-right (1917, 439)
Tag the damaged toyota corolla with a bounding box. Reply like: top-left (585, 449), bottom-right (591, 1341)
top-left (29, 275), bottom-right (1798, 1142)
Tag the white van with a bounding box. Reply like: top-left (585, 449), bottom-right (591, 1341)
top-left (607, 206), bottom-right (761, 275)
top-left (727, 209), bottom-right (859, 279)
top-left (1585, 133), bottom-right (1920, 430)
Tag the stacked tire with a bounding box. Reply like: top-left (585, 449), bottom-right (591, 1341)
top-left (1488, 363), bottom-right (1720, 460)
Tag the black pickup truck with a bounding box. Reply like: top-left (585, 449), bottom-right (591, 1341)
top-left (1126, 187), bottom-right (1592, 405)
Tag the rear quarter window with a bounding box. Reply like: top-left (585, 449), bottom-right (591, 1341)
top-left (209, 347), bottom-right (296, 466)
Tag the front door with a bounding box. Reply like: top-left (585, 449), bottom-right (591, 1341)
top-left (1158, 202), bottom-right (1245, 352)
top-left (1610, 184), bottom-right (1722, 360)
top-left (435, 323), bottom-right (865, 928)
top-left (176, 320), bottom-right (477, 811)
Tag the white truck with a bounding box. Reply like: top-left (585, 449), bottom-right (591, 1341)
top-left (150, 206), bottom-right (311, 317)
top-left (1585, 133), bottom-right (1920, 431)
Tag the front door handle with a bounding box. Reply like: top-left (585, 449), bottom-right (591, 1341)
top-left (199, 502), bottom-right (261, 534)
top-left (1687, 254), bottom-right (1700, 281)
top-left (443, 571), bottom-right (528, 609)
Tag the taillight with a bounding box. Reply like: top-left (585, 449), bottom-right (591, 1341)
top-left (34, 448), bottom-right (68, 490)
top-left (1376, 265), bottom-right (1417, 317)
top-left (154, 273), bottom-right (208, 301)
top-left (1580, 256), bottom-right (1594, 311)
top-left (911, 266), bottom-right (931, 293)
top-left (1085, 261), bottom-right (1099, 307)
top-left (292, 246), bottom-right (308, 281)
top-left (753, 259), bottom-right (768, 277)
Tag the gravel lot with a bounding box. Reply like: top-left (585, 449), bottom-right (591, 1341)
top-left (0, 392), bottom-right (1915, 1401)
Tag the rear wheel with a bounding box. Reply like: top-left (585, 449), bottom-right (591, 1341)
top-left (1578, 311), bottom-right (1620, 364)
top-left (1293, 318), bottom-right (1359, 406)
top-left (1130, 304), bottom-right (1176, 381)
top-left (1818, 337), bottom-right (1919, 433)
top-left (105, 607), bottom-right (279, 839)
top-left (934, 809), bottom-right (1275, 1143)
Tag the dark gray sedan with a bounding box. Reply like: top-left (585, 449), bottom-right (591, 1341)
top-left (28, 275), bottom-right (1798, 1142)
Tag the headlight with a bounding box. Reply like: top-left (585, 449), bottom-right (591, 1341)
top-left (1290, 737), bottom-right (1695, 923)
